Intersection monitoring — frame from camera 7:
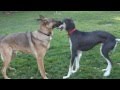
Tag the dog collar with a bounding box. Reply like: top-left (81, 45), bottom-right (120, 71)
top-left (38, 30), bottom-right (51, 36)
top-left (68, 29), bottom-right (76, 36)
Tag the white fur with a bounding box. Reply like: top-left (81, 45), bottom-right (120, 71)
top-left (100, 44), bottom-right (112, 77)
top-left (1, 54), bottom-right (4, 61)
top-left (116, 38), bottom-right (120, 42)
top-left (63, 38), bottom-right (72, 79)
top-left (72, 51), bottom-right (82, 73)
top-left (63, 39), bottom-right (82, 79)
top-left (63, 64), bottom-right (73, 79)
top-left (58, 23), bottom-right (66, 30)
top-left (114, 38), bottom-right (120, 52)
top-left (113, 41), bottom-right (118, 52)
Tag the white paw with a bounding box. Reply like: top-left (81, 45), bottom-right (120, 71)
top-left (5, 77), bottom-right (11, 79)
top-left (103, 71), bottom-right (110, 77)
top-left (44, 77), bottom-right (48, 79)
top-left (30, 77), bottom-right (34, 79)
top-left (63, 76), bottom-right (70, 79)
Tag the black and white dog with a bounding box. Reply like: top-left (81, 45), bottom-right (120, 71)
top-left (58, 18), bottom-right (120, 79)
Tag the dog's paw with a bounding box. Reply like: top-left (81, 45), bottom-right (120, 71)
top-left (103, 71), bottom-right (110, 77)
top-left (63, 76), bottom-right (70, 79)
top-left (30, 77), bottom-right (34, 79)
top-left (44, 77), bottom-right (48, 79)
top-left (5, 77), bottom-right (11, 79)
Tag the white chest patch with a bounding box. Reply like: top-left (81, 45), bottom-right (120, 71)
top-left (50, 36), bottom-right (52, 40)
top-left (69, 38), bottom-right (72, 54)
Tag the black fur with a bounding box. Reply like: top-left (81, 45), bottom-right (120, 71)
top-left (64, 19), bottom-right (116, 65)
top-left (59, 18), bottom-right (118, 78)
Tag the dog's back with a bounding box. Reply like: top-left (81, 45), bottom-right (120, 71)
top-left (0, 35), bottom-right (6, 46)
top-left (0, 35), bottom-right (6, 42)
top-left (93, 31), bottom-right (116, 40)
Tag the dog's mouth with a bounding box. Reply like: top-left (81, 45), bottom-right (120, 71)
top-left (57, 23), bottom-right (66, 31)
top-left (52, 21), bottom-right (62, 29)
top-left (55, 22), bottom-right (65, 31)
top-left (57, 26), bottom-right (64, 30)
top-left (54, 21), bottom-right (64, 30)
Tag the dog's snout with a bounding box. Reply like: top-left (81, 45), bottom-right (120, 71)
top-left (56, 21), bottom-right (63, 27)
top-left (53, 21), bottom-right (63, 28)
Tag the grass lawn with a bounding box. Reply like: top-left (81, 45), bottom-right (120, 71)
top-left (0, 11), bottom-right (120, 79)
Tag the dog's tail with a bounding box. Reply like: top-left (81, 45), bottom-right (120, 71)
top-left (116, 38), bottom-right (120, 42)
top-left (113, 38), bottom-right (120, 52)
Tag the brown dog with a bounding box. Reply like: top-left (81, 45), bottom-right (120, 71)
top-left (0, 15), bottom-right (61, 79)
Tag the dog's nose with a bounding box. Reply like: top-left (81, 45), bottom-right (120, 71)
top-left (56, 21), bottom-right (63, 27)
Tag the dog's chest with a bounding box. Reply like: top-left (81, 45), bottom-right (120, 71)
top-left (50, 36), bottom-right (52, 40)
top-left (47, 36), bottom-right (52, 49)
top-left (69, 38), bottom-right (72, 51)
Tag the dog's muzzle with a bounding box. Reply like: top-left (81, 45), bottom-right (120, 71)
top-left (57, 26), bottom-right (64, 30)
top-left (55, 21), bottom-right (64, 30)
top-left (57, 23), bottom-right (66, 31)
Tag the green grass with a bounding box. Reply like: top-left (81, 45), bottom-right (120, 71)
top-left (0, 11), bottom-right (120, 79)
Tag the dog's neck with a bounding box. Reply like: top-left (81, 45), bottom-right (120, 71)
top-left (68, 28), bottom-right (76, 36)
top-left (39, 26), bottom-right (52, 36)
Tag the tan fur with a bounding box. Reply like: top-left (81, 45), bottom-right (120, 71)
top-left (0, 16), bottom-right (59, 79)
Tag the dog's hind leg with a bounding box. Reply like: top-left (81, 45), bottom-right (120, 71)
top-left (1, 51), bottom-right (16, 71)
top-left (1, 46), bottom-right (13, 79)
top-left (113, 38), bottom-right (120, 52)
top-left (100, 41), bottom-right (115, 77)
top-left (8, 51), bottom-right (16, 71)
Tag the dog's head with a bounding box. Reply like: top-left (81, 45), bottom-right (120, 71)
top-left (57, 18), bottom-right (75, 31)
top-left (39, 15), bottom-right (62, 30)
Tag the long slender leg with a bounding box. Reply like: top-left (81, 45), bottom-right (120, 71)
top-left (8, 51), bottom-right (16, 71)
top-left (63, 49), bottom-right (77, 79)
top-left (35, 46), bottom-right (48, 79)
top-left (36, 57), bottom-right (48, 79)
top-left (1, 51), bottom-right (16, 71)
top-left (72, 51), bottom-right (82, 73)
top-left (100, 42), bottom-right (115, 76)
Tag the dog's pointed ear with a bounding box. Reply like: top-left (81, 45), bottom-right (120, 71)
top-left (39, 15), bottom-right (45, 20)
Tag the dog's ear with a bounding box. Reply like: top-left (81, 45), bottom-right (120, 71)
top-left (38, 15), bottom-right (49, 24)
top-left (39, 15), bottom-right (45, 20)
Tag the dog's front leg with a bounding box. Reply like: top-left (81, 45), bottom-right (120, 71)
top-left (63, 50), bottom-right (77, 79)
top-left (36, 57), bottom-right (48, 79)
top-left (63, 44), bottom-right (77, 79)
top-left (63, 65), bottom-right (73, 79)
top-left (72, 51), bottom-right (82, 73)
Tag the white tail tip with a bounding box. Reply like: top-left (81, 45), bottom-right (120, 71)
top-left (116, 38), bottom-right (120, 42)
